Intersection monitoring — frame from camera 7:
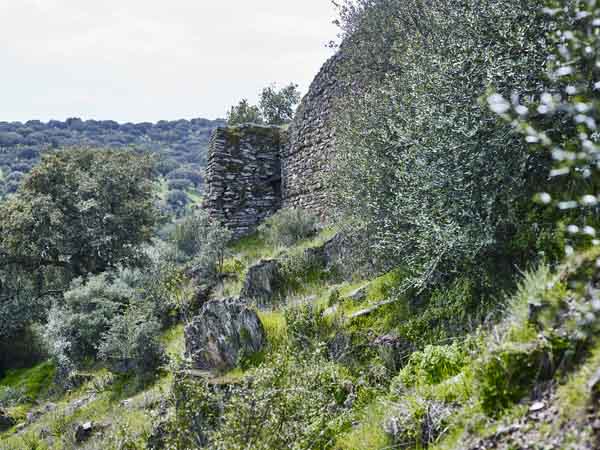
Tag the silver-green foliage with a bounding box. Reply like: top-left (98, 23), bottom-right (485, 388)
top-left (172, 209), bottom-right (232, 282)
top-left (333, 0), bottom-right (551, 288)
top-left (488, 0), bottom-right (600, 252)
top-left (43, 273), bottom-right (134, 366)
top-left (98, 304), bottom-right (165, 377)
top-left (209, 349), bottom-right (348, 450)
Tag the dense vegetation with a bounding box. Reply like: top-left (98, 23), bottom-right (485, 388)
top-left (2, 0), bottom-right (600, 449)
top-left (0, 118), bottom-right (224, 215)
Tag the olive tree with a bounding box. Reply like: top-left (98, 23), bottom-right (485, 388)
top-left (332, 0), bottom-right (552, 289)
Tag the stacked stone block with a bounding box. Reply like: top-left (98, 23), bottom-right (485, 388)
top-left (282, 52), bottom-right (344, 216)
top-left (205, 125), bottom-right (285, 238)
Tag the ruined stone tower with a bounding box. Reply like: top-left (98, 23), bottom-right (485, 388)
top-left (205, 52), bottom-right (343, 237)
top-left (204, 125), bottom-right (286, 239)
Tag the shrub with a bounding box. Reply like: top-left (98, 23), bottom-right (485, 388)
top-left (209, 350), bottom-right (349, 450)
top-left (279, 250), bottom-right (328, 292)
top-left (43, 273), bottom-right (134, 366)
top-left (396, 277), bottom-right (482, 348)
top-left (259, 83), bottom-right (302, 125)
top-left (258, 208), bottom-right (319, 247)
top-left (226, 99), bottom-right (264, 126)
top-left (0, 386), bottom-right (27, 407)
top-left (488, 1), bottom-right (600, 256)
top-left (98, 305), bottom-right (166, 378)
top-left (397, 342), bottom-right (468, 387)
top-left (383, 396), bottom-right (453, 448)
top-left (475, 341), bottom-right (554, 416)
top-left (284, 303), bottom-right (332, 352)
top-left (172, 210), bottom-right (232, 281)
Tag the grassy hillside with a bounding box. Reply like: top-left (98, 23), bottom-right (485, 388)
top-left (3, 221), bottom-right (598, 449)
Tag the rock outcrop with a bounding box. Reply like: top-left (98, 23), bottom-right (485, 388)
top-left (185, 298), bottom-right (266, 371)
top-left (0, 409), bottom-right (15, 432)
top-left (240, 259), bottom-right (285, 305)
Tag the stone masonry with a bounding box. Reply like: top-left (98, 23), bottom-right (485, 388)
top-left (205, 52), bottom-right (344, 235)
top-left (204, 125), bottom-right (286, 238)
top-left (282, 52), bottom-right (343, 216)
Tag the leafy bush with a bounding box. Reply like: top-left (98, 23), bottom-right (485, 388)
top-left (172, 210), bottom-right (231, 267)
top-left (227, 83), bottom-right (301, 126)
top-left (0, 148), bottom-right (159, 278)
top-left (383, 395), bottom-right (453, 448)
top-left (396, 342), bottom-right (468, 387)
top-left (226, 99), bottom-right (264, 126)
top-left (284, 303), bottom-right (332, 352)
top-left (488, 1), bottom-right (600, 255)
top-left (279, 250), bottom-right (328, 292)
top-left (43, 273), bottom-right (134, 367)
top-left (98, 305), bottom-right (166, 377)
top-left (259, 83), bottom-right (302, 125)
top-left (0, 386), bottom-right (27, 407)
top-left (475, 341), bottom-right (554, 416)
top-left (209, 350), bottom-right (349, 450)
top-left (396, 277), bottom-right (483, 348)
top-left (258, 208), bottom-right (319, 248)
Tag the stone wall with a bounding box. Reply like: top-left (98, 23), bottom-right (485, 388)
top-left (204, 125), bottom-right (285, 238)
top-left (205, 52), bottom-right (345, 236)
top-left (282, 52), bottom-right (344, 216)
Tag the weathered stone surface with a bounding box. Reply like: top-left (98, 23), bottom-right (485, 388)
top-left (185, 298), bottom-right (266, 371)
top-left (240, 259), bottom-right (284, 305)
top-left (282, 52), bottom-right (345, 217)
top-left (204, 52), bottom-right (346, 234)
top-left (75, 421), bottom-right (94, 443)
top-left (0, 409), bottom-right (15, 432)
top-left (205, 125), bottom-right (286, 239)
top-left (345, 284), bottom-right (370, 302)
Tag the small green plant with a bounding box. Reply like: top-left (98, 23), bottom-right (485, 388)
top-left (284, 303), bottom-right (332, 352)
top-left (279, 250), bottom-right (328, 293)
top-left (383, 395), bottom-right (453, 448)
top-left (475, 341), bottom-right (553, 416)
top-left (397, 342), bottom-right (468, 387)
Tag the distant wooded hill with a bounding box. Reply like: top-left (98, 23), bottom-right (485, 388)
top-left (0, 118), bottom-right (226, 202)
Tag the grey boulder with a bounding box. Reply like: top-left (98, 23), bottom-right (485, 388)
top-left (241, 259), bottom-right (284, 305)
top-left (185, 298), bottom-right (266, 372)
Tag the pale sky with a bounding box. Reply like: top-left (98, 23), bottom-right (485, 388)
top-left (0, 0), bottom-right (338, 123)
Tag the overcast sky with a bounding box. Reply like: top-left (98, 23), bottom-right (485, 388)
top-left (0, 0), bottom-right (338, 123)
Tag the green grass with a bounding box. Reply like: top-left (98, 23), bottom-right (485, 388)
top-left (0, 361), bottom-right (56, 402)
top-left (258, 310), bottom-right (287, 349)
top-left (161, 323), bottom-right (185, 358)
top-left (556, 338), bottom-right (600, 421)
top-left (335, 400), bottom-right (390, 450)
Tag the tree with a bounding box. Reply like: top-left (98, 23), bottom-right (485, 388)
top-left (0, 148), bottom-right (160, 278)
top-left (488, 0), bottom-right (600, 255)
top-left (332, 0), bottom-right (552, 289)
top-left (259, 83), bottom-right (301, 125)
top-left (226, 99), bottom-right (264, 126)
top-left (226, 83), bottom-right (302, 126)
